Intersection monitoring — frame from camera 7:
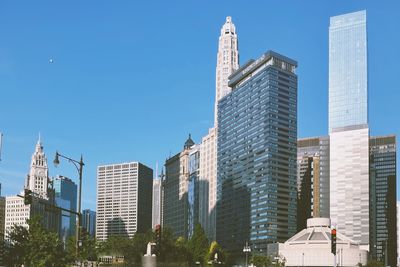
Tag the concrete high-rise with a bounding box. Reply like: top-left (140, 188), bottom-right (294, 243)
top-left (329, 10), bottom-right (369, 246)
top-left (370, 135), bottom-right (397, 266)
top-left (217, 51), bottom-right (297, 256)
top-left (53, 175), bottom-right (77, 242)
top-left (200, 16), bottom-right (239, 241)
top-left (96, 162), bottom-right (153, 241)
top-left (297, 136), bottom-right (329, 231)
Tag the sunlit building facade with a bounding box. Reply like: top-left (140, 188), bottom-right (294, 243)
top-left (329, 10), bottom-right (370, 246)
top-left (96, 162), bottom-right (153, 241)
top-left (217, 51), bottom-right (297, 256)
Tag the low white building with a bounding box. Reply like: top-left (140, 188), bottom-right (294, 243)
top-left (268, 218), bottom-right (368, 267)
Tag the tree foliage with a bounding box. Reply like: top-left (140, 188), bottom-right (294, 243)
top-left (205, 241), bottom-right (226, 265)
top-left (251, 254), bottom-right (271, 267)
top-left (96, 231), bottom-right (152, 265)
top-left (187, 224), bottom-right (209, 265)
top-left (4, 216), bottom-right (72, 267)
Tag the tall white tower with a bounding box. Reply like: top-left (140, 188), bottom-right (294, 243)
top-left (329, 10), bottom-right (369, 246)
top-left (25, 136), bottom-right (49, 198)
top-left (200, 16), bottom-right (239, 241)
top-left (214, 16), bottom-right (239, 124)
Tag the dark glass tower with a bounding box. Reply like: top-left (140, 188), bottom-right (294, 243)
top-left (217, 51), bottom-right (297, 256)
top-left (370, 135), bottom-right (397, 266)
top-left (54, 175), bottom-right (77, 242)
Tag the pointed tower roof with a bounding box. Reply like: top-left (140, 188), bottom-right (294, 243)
top-left (184, 134), bottom-right (195, 150)
top-left (220, 16), bottom-right (236, 35)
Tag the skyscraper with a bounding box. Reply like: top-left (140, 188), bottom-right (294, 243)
top-left (188, 144), bottom-right (200, 238)
top-left (297, 136), bottom-right (330, 231)
top-left (217, 51), bottom-right (297, 256)
top-left (370, 135), bottom-right (397, 266)
top-left (25, 137), bottom-right (49, 198)
top-left (82, 209), bottom-right (96, 238)
top-left (5, 138), bottom-right (60, 240)
top-left (329, 10), bottom-right (369, 246)
top-left (200, 16), bottom-right (239, 241)
top-left (152, 176), bottom-right (162, 228)
top-left (53, 175), bottom-right (77, 242)
top-left (96, 162), bottom-right (153, 241)
top-left (163, 135), bottom-right (194, 238)
top-left (214, 16), bottom-right (240, 124)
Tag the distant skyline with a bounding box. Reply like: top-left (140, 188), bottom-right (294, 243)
top-left (0, 1), bottom-right (399, 210)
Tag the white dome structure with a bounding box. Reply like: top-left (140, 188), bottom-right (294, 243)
top-left (267, 218), bottom-right (368, 267)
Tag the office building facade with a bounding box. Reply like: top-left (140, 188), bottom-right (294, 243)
top-left (5, 139), bottom-right (60, 240)
top-left (297, 137), bottom-right (329, 231)
top-left (370, 135), bottom-right (397, 266)
top-left (163, 135), bottom-right (194, 238)
top-left (188, 145), bottom-right (200, 238)
top-left (96, 162), bottom-right (153, 241)
top-left (199, 16), bottom-right (240, 241)
top-left (53, 175), bottom-right (77, 242)
top-left (217, 51), bottom-right (297, 255)
top-left (214, 16), bottom-right (240, 124)
top-left (82, 209), bottom-right (96, 238)
top-left (152, 177), bottom-right (162, 228)
top-left (329, 10), bottom-right (369, 246)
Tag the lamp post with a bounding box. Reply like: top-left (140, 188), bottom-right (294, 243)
top-left (243, 242), bottom-right (251, 267)
top-left (54, 151), bottom-right (84, 261)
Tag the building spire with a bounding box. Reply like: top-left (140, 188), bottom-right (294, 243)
top-left (214, 16), bottom-right (239, 125)
top-left (27, 137), bottom-right (49, 198)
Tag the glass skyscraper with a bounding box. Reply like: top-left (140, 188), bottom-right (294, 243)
top-left (82, 209), bottom-right (96, 238)
top-left (329, 10), bottom-right (370, 247)
top-left (370, 135), bottom-right (397, 266)
top-left (54, 175), bottom-right (77, 242)
top-left (329, 10), bottom-right (368, 132)
top-left (217, 51), bottom-right (297, 256)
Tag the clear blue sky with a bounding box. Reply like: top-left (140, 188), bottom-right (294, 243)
top-left (1, 1), bottom-right (399, 210)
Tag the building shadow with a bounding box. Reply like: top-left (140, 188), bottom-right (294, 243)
top-left (107, 217), bottom-right (128, 238)
top-left (216, 178), bottom-right (250, 262)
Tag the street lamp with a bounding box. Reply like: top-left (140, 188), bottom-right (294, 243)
top-left (54, 151), bottom-right (84, 260)
top-left (243, 242), bottom-right (251, 267)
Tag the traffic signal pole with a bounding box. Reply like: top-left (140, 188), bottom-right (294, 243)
top-left (331, 226), bottom-right (337, 267)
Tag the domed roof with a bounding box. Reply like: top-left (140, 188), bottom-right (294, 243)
top-left (285, 218), bottom-right (358, 247)
top-left (184, 134), bottom-right (195, 149)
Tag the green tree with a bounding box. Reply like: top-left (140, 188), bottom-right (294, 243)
top-left (4, 223), bottom-right (29, 265)
top-left (158, 227), bottom-right (178, 263)
top-left (65, 229), bottom-right (98, 263)
top-left (251, 254), bottom-right (271, 267)
top-left (175, 236), bottom-right (190, 263)
top-left (5, 216), bottom-right (72, 267)
top-left (205, 241), bottom-right (227, 265)
top-left (188, 224), bottom-right (209, 265)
